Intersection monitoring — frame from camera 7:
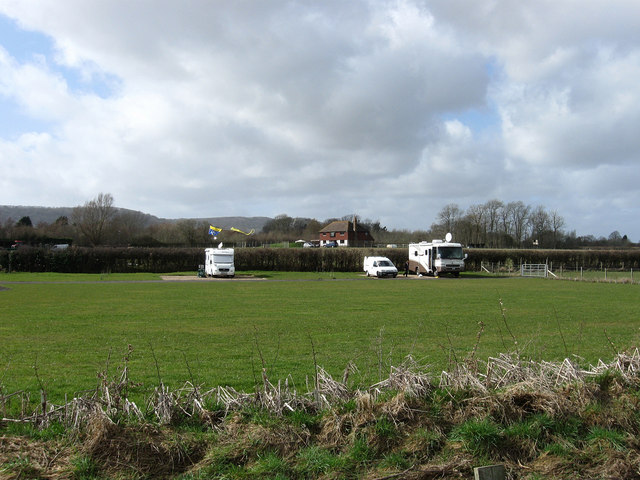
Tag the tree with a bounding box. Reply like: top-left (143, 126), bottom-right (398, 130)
top-left (262, 214), bottom-right (294, 234)
top-left (436, 203), bottom-right (462, 237)
top-left (72, 193), bottom-right (116, 246)
top-left (507, 201), bottom-right (530, 247)
top-left (176, 219), bottom-right (200, 247)
top-left (41, 215), bottom-right (75, 239)
top-left (608, 231), bottom-right (622, 245)
top-left (110, 210), bottom-right (148, 245)
top-left (302, 219), bottom-right (322, 239)
top-left (529, 206), bottom-right (551, 247)
top-left (16, 216), bottom-right (33, 227)
top-left (483, 199), bottom-right (504, 247)
top-left (466, 204), bottom-right (486, 246)
top-left (550, 210), bottom-right (565, 248)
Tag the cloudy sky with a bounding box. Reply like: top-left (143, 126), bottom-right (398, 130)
top-left (1, 1), bottom-right (639, 240)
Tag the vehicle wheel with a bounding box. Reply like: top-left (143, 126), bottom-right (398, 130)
top-left (415, 267), bottom-right (420, 276)
top-left (366, 271), bottom-right (370, 277)
top-left (393, 273), bottom-right (397, 278)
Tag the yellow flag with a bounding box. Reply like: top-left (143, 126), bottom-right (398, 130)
top-left (230, 227), bottom-right (255, 235)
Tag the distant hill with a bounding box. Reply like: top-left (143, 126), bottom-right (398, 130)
top-left (0, 205), bottom-right (272, 232)
top-left (0, 206), bottom-right (76, 225)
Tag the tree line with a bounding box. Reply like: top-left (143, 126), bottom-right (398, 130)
top-left (0, 193), bottom-right (635, 249)
top-left (431, 200), bottom-right (633, 249)
top-left (0, 193), bottom-right (258, 248)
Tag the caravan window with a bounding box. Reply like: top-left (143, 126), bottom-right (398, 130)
top-left (437, 246), bottom-right (464, 260)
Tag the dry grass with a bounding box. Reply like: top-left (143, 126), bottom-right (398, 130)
top-left (4, 349), bottom-right (640, 478)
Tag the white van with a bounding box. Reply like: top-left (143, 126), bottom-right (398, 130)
top-left (363, 256), bottom-right (398, 278)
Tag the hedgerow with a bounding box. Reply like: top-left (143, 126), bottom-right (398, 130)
top-left (1, 246), bottom-right (639, 273)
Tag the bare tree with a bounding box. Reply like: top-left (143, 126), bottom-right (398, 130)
top-left (529, 205), bottom-right (551, 246)
top-left (466, 204), bottom-right (486, 246)
top-left (507, 201), bottom-right (530, 247)
top-left (146, 222), bottom-right (182, 244)
top-left (263, 214), bottom-right (295, 234)
top-left (41, 215), bottom-right (75, 240)
top-left (72, 193), bottom-right (116, 246)
top-left (436, 203), bottom-right (462, 237)
top-left (550, 210), bottom-right (565, 248)
top-left (500, 203), bottom-right (515, 245)
top-left (483, 199), bottom-right (504, 247)
top-left (176, 219), bottom-right (200, 247)
top-left (110, 210), bottom-right (148, 245)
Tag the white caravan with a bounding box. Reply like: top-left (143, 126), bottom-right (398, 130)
top-left (204, 246), bottom-right (235, 277)
top-left (363, 256), bottom-right (398, 278)
top-left (408, 233), bottom-right (466, 277)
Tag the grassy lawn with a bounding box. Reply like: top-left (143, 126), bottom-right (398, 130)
top-left (1, 272), bottom-right (639, 403)
top-left (553, 268), bottom-right (637, 282)
top-left (0, 271), bottom-right (164, 282)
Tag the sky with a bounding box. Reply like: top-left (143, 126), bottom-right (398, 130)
top-left (1, 1), bottom-right (639, 241)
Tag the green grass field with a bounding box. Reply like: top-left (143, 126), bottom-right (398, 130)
top-left (1, 272), bottom-right (639, 404)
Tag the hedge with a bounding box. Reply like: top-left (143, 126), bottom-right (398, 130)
top-left (1, 246), bottom-right (639, 274)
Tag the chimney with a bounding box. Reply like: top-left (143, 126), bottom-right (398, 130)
top-left (352, 215), bottom-right (356, 231)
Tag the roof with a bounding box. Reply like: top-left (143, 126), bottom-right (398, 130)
top-left (319, 220), bottom-right (370, 233)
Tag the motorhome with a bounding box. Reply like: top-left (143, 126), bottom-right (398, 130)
top-left (204, 246), bottom-right (235, 277)
top-left (363, 256), bottom-right (398, 278)
top-left (408, 233), bottom-right (466, 277)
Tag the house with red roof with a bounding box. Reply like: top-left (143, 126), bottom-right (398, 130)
top-left (318, 219), bottom-right (374, 247)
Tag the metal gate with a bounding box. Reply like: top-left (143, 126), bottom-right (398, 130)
top-left (521, 263), bottom-right (548, 277)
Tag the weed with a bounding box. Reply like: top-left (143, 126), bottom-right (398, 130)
top-left (544, 441), bottom-right (574, 457)
top-left (523, 474), bottom-right (546, 480)
top-left (346, 435), bottom-right (376, 466)
top-left (1, 456), bottom-right (42, 479)
top-left (294, 445), bottom-right (342, 477)
top-left (339, 398), bottom-right (357, 414)
top-left (551, 415), bottom-right (582, 441)
top-left (285, 409), bottom-right (322, 432)
top-left (374, 415), bottom-right (397, 440)
top-left (406, 427), bottom-right (444, 458)
top-left (379, 450), bottom-right (412, 470)
top-left (196, 446), bottom-right (245, 478)
top-left (586, 426), bottom-right (627, 451)
top-left (71, 455), bottom-right (100, 479)
top-left (594, 370), bottom-right (621, 393)
top-left (241, 407), bottom-right (281, 428)
top-left (3, 420), bottom-right (67, 440)
top-left (248, 450), bottom-right (289, 476)
top-left (505, 413), bottom-right (554, 442)
top-left (450, 418), bottom-right (504, 457)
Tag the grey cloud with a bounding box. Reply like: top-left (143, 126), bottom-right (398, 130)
top-left (1, 1), bottom-right (640, 239)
